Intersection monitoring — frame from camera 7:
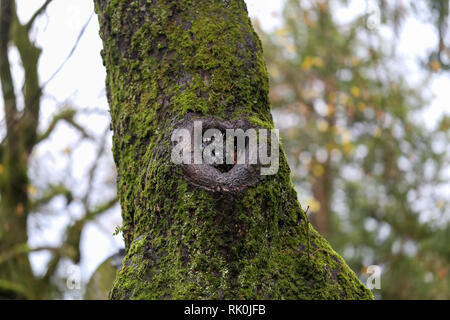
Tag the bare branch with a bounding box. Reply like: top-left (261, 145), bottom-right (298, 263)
top-left (82, 126), bottom-right (110, 207)
top-left (42, 13), bottom-right (93, 88)
top-left (86, 197), bottom-right (118, 220)
top-left (43, 196), bottom-right (118, 281)
top-left (36, 108), bottom-right (75, 143)
top-left (29, 184), bottom-right (72, 211)
top-left (0, 279), bottom-right (29, 299)
top-left (35, 108), bottom-right (91, 144)
top-left (0, 13), bottom-right (93, 148)
top-left (0, 243), bottom-right (65, 265)
top-left (25, 0), bottom-right (53, 31)
top-left (11, 10), bottom-right (42, 152)
top-left (0, 0), bottom-right (18, 136)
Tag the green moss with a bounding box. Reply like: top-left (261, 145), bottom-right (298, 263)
top-left (173, 89), bottom-right (209, 114)
top-left (94, 0), bottom-right (373, 300)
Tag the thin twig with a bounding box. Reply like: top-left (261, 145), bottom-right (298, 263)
top-left (304, 205), bottom-right (311, 266)
top-left (42, 13), bottom-right (93, 88)
top-left (82, 126), bottom-right (110, 208)
top-left (0, 13), bottom-right (93, 148)
top-left (0, 244), bottom-right (62, 265)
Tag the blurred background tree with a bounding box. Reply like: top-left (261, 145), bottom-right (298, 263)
top-left (0, 0), bottom-right (118, 299)
top-left (257, 0), bottom-right (449, 299)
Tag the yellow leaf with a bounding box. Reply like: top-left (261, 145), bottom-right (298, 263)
top-left (341, 130), bottom-right (352, 144)
top-left (313, 164), bottom-right (324, 177)
top-left (312, 56), bottom-right (324, 68)
top-left (350, 86), bottom-right (361, 98)
top-left (438, 267), bottom-right (448, 279)
top-left (328, 91), bottom-right (337, 102)
top-left (317, 1), bottom-right (327, 12)
top-left (301, 56), bottom-right (313, 71)
top-left (317, 120), bottom-right (329, 132)
top-left (326, 143), bottom-right (335, 151)
top-left (0, 164), bottom-right (3, 175)
top-left (376, 109), bottom-right (385, 120)
top-left (268, 66), bottom-right (279, 78)
top-left (306, 197), bottom-right (321, 212)
top-left (357, 102), bottom-right (366, 112)
top-left (333, 125), bottom-right (342, 134)
top-left (431, 60), bottom-right (440, 72)
top-left (327, 104), bottom-right (335, 116)
top-left (303, 15), bottom-right (315, 27)
top-left (343, 143), bottom-right (354, 154)
top-left (374, 127), bottom-right (382, 138)
top-left (27, 185), bottom-right (37, 196)
top-left (287, 44), bottom-right (296, 54)
top-left (15, 203), bottom-right (24, 216)
top-left (339, 93), bottom-right (350, 106)
top-left (351, 56), bottom-right (361, 66)
top-left (275, 27), bottom-right (289, 37)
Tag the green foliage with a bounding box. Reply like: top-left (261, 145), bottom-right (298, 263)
top-left (258, 0), bottom-right (449, 299)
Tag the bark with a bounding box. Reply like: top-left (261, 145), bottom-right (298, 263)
top-left (94, 0), bottom-right (372, 299)
top-left (0, 0), bottom-right (38, 299)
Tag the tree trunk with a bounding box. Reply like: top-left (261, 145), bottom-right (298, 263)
top-left (94, 0), bottom-right (372, 299)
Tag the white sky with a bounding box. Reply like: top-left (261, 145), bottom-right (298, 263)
top-left (7, 0), bottom-right (449, 296)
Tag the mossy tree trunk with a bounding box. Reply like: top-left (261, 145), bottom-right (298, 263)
top-left (94, 0), bottom-right (372, 299)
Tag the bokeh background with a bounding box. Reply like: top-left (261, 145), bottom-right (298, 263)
top-left (0, 0), bottom-right (448, 299)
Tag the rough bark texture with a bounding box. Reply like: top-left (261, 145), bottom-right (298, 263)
top-left (94, 0), bottom-right (373, 299)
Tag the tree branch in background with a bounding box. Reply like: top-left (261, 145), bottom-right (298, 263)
top-left (0, 243), bottom-right (66, 265)
top-left (0, 0), bottom-right (18, 136)
top-left (42, 196), bottom-right (118, 283)
top-left (25, 0), bottom-right (53, 32)
top-left (0, 279), bottom-right (29, 299)
top-left (0, 9), bottom-right (92, 151)
top-left (35, 107), bottom-right (91, 144)
top-left (41, 128), bottom-right (117, 284)
top-left (11, 9), bottom-right (42, 152)
top-left (29, 183), bottom-right (72, 211)
top-left (0, 1), bottom-right (117, 299)
top-left (41, 13), bottom-right (93, 88)
top-left (82, 127), bottom-right (109, 207)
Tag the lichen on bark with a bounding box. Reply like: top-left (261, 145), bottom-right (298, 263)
top-left (94, 0), bottom-right (373, 299)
